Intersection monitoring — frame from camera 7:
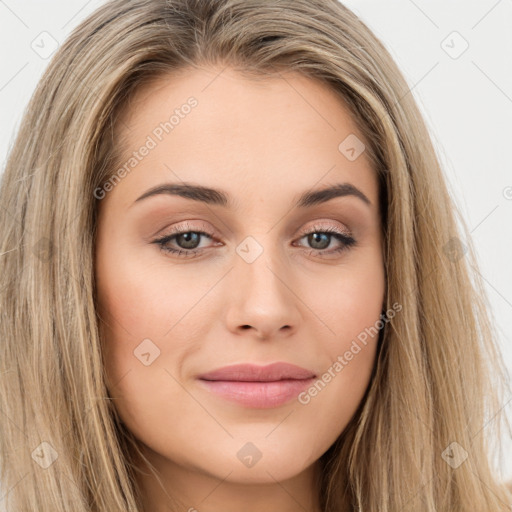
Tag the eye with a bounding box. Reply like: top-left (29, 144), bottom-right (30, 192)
top-left (152, 222), bottom-right (218, 259)
top-left (152, 222), bottom-right (357, 259)
top-left (294, 224), bottom-right (356, 257)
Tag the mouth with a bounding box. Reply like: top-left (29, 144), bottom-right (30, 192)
top-left (196, 362), bottom-right (316, 409)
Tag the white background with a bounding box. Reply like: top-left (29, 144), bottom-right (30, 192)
top-left (0, 0), bottom-right (511, 503)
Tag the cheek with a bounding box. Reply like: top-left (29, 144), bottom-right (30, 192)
top-left (297, 248), bottom-right (384, 406)
top-left (96, 251), bottom-right (202, 372)
top-left (95, 243), bottom-right (215, 430)
top-left (293, 273), bottom-right (384, 450)
top-left (307, 247), bottom-right (385, 353)
top-left (95, 237), bottom-right (174, 395)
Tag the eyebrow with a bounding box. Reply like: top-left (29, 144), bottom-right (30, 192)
top-left (132, 181), bottom-right (372, 209)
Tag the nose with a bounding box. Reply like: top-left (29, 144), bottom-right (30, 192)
top-left (224, 241), bottom-right (301, 340)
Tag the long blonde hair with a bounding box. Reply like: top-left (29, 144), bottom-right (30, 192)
top-left (1, 0), bottom-right (510, 510)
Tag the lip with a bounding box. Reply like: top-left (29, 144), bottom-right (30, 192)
top-left (197, 362), bottom-right (316, 408)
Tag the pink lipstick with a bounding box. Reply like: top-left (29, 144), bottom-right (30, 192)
top-left (197, 362), bottom-right (316, 408)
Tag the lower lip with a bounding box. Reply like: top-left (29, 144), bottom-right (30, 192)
top-left (197, 378), bottom-right (316, 408)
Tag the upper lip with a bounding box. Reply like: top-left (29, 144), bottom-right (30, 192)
top-left (198, 362), bottom-right (316, 382)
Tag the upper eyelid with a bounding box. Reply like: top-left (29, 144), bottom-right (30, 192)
top-left (160, 219), bottom-right (351, 236)
top-left (302, 222), bottom-right (352, 236)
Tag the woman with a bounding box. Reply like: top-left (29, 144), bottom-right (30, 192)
top-left (0, 0), bottom-right (510, 510)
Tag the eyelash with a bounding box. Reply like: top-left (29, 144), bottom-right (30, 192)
top-left (152, 222), bottom-right (356, 259)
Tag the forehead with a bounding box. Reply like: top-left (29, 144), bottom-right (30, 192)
top-left (106, 65), bottom-right (379, 212)
top-left (119, 66), bottom-right (364, 143)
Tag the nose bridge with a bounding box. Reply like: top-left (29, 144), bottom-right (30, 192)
top-left (235, 232), bottom-right (288, 302)
top-left (238, 235), bottom-right (283, 292)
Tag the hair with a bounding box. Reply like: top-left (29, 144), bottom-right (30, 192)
top-left (0, 0), bottom-right (510, 510)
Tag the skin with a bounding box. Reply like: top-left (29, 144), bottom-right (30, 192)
top-left (95, 65), bottom-right (385, 512)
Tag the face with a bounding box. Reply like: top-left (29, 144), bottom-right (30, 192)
top-left (95, 65), bottom-right (385, 497)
